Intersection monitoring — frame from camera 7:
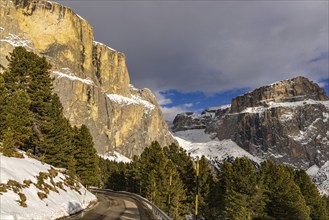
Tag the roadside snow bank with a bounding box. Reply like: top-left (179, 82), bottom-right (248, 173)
top-left (0, 153), bottom-right (97, 220)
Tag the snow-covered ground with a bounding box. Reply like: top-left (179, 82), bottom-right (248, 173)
top-left (307, 162), bottom-right (329, 195)
top-left (173, 129), bottom-right (261, 163)
top-left (0, 153), bottom-right (97, 220)
top-left (99, 151), bottom-right (132, 163)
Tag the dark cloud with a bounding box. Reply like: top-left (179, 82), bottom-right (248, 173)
top-left (58, 0), bottom-right (328, 93)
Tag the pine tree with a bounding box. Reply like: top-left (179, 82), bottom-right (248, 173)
top-left (0, 74), bottom-right (7, 136)
top-left (261, 160), bottom-right (311, 220)
top-left (39, 95), bottom-right (73, 167)
top-left (1, 128), bottom-right (15, 157)
top-left (2, 47), bottom-right (33, 93)
top-left (164, 143), bottom-right (196, 209)
top-left (294, 169), bottom-right (328, 220)
top-left (2, 90), bottom-right (33, 148)
top-left (74, 125), bottom-right (99, 187)
top-left (163, 160), bottom-right (187, 219)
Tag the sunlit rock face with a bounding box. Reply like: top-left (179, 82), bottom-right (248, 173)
top-left (173, 77), bottom-right (329, 169)
top-left (216, 77), bottom-right (329, 169)
top-left (0, 0), bottom-right (176, 157)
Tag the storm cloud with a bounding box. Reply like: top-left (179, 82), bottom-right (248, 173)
top-left (58, 0), bottom-right (328, 95)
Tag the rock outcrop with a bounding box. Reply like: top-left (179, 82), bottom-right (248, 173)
top-left (0, 0), bottom-right (176, 157)
top-left (231, 76), bottom-right (328, 113)
top-left (172, 105), bottom-right (230, 131)
top-left (173, 77), bottom-right (329, 169)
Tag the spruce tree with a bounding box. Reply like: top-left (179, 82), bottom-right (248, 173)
top-left (39, 95), bottom-right (73, 168)
top-left (294, 169), bottom-right (328, 220)
top-left (164, 143), bottom-right (196, 210)
top-left (1, 128), bottom-right (15, 157)
top-left (0, 74), bottom-right (7, 136)
top-left (74, 124), bottom-right (99, 187)
top-left (162, 160), bottom-right (187, 219)
top-left (2, 90), bottom-right (33, 148)
top-left (261, 160), bottom-right (311, 220)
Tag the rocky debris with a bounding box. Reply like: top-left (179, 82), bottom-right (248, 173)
top-left (172, 105), bottom-right (230, 132)
top-left (0, 0), bottom-right (176, 157)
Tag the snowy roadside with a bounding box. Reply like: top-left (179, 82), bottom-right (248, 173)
top-left (0, 152), bottom-right (97, 220)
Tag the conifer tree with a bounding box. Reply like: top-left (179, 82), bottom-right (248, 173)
top-left (294, 169), bottom-right (328, 220)
top-left (74, 125), bottom-right (99, 187)
top-left (162, 160), bottom-right (187, 219)
top-left (2, 90), bottom-right (33, 148)
top-left (1, 128), bottom-right (15, 157)
top-left (0, 74), bottom-right (7, 136)
top-left (164, 143), bottom-right (196, 209)
top-left (261, 160), bottom-right (311, 220)
top-left (40, 95), bottom-right (73, 168)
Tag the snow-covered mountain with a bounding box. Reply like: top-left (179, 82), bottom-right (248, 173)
top-left (172, 76), bottom-right (329, 194)
top-left (173, 77), bottom-right (329, 168)
top-left (0, 152), bottom-right (96, 219)
top-left (173, 129), bottom-right (262, 167)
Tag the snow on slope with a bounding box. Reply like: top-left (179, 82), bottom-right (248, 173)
top-left (0, 153), bottom-right (97, 220)
top-left (173, 129), bottom-right (261, 163)
top-left (53, 68), bottom-right (94, 85)
top-left (106, 93), bottom-right (155, 112)
top-left (99, 151), bottom-right (132, 163)
top-left (307, 162), bottom-right (329, 195)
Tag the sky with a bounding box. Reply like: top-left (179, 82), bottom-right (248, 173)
top-left (58, 0), bottom-right (328, 121)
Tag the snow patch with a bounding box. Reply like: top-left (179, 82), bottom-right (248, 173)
top-left (237, 100), bottom-right (329, 115)
top-left (205, 104), bottom-right (231, 112)
top-left (99, 151), bottom-right (132, 163)
top-left (106, 94), bottom-right (155, 112)
top-left (309, 162), bottom-right (329, 195)
top-left (307, 164), bottom-right (320, 176)
top-left (173, 129), bottom-right (261, 163)
top-left (0, 33), bottom-right (32, 48)
top-left (94, 41), bottom-right (116, 51)
top-left (53, 69), bottom-right (94, 85)
top-left (0, 153), bottom-right (97, 219)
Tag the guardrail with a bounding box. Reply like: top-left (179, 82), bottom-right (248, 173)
top-left (91, 188), bottom-right (172, 220)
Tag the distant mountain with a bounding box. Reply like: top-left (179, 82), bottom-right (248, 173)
top-left (173, 76), bottom-right (329, 169)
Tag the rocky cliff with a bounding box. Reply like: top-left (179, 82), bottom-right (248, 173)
top-left (0, 0), bottom-right (176, 157)
top-left (172, 105), bottom-right (230, 132)
top-left (230, 76), bottom-right (328, 113)
top-left (173, 77), bottom-right (329, 169)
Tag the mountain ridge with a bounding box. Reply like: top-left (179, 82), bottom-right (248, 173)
top-left (173, 76), bottom-right (329, 169)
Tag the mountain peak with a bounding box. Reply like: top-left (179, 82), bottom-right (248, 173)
top-left (231, 76), bottom-right (328, 113)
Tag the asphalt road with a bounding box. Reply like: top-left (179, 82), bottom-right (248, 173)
top-left (68, 190), bottom-right (156, 220)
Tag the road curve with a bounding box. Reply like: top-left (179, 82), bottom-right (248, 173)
top-left (68, 190), bottom-right (156, 220)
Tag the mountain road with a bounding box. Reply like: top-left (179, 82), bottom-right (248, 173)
top-left (68, 190), bottom-right (156, 220)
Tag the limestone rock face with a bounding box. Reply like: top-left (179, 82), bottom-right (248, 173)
top-left (231, 76), bottom-right (328, 113)
top-left (172, 105), bottom-right (230, 132)
top-left (173, 77), bottom-right (329, 169)
top-left (0, 0), bottom-right (176, 157)
top-left (217, 100), bottom-right (329, 169)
